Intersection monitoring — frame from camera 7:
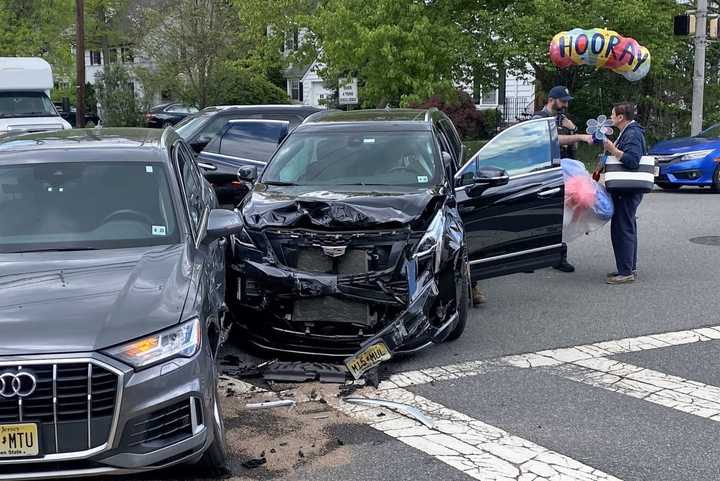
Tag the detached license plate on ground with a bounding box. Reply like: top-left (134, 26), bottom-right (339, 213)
top-left (0, 423), bottom-right (39, 458)
top-left (345, 341), bottom-right (392, 380)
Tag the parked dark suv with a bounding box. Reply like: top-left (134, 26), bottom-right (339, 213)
top-left (174, 104), bottom-right (320, 154)
top-left (0, 128), bottom-right (243, 478)
top-left (228, 109), bottom-right (566, 379)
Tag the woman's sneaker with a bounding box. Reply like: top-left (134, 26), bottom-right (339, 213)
top-left (606, 270), bottom-right (638, 280)
top-left (606, 273), bottom-right (636, 284)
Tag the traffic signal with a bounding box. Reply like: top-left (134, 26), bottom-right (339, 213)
top-left (674, 14), bottom-right (696, 36)
top-left (710, 17), bottom-right (719, 40)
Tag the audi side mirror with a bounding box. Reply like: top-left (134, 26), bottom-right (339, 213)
top-left (203, 209), bottom-right (244, 244)
top-left (237, 165), bottom-right (258, 183)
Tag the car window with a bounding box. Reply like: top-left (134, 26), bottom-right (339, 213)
top-left (0, 161), bottom-right (180, 252)
top-left (439, 119), bottom-right (462, 163)
top-left (175, 143), bottom-right (206, 234)
top-left (167, 104), bottom-right (189, 114)
top-left (468, 120), bottom-right (552, 177)
top-left (262, 131), bottom-right (441, 187)
top-left (219, 121), bottom-right (287, 161)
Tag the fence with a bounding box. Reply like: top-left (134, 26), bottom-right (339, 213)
top-left (502, 96), bottom-right (532, 124)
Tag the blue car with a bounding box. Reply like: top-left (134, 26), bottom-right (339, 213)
top-left (651, 124), bottom-right (720, 191)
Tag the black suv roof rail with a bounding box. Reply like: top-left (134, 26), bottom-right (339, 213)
top-left (424, 107), bottom-right (440, 123)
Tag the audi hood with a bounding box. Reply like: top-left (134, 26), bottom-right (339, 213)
top-left (0, 244), bottom-right (193, 355)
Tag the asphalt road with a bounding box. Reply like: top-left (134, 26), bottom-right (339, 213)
top-left (119, 188), bottom-right (720, 481)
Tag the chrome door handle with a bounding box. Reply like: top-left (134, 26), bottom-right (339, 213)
top-left (197, 162), bottom-right (217, 171)
top-left (537, 187), bottom-right (561, 198)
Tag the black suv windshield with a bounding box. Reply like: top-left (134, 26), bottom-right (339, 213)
top-left (0, 92), bottom-right (58, 118)
top-left (262, 130), bottom-right (441, 186)
top-left (0, 161), bottom-right (180, 253)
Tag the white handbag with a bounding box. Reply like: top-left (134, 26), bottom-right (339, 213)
top-left (604, 123), bottom-right (655, 193)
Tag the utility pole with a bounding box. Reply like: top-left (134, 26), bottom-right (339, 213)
top-left (691, 0), bottom-right (708, 136)
top-left (75, 0), bottom-right (86, 128)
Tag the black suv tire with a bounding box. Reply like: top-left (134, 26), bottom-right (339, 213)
top-left (445, 260), bottom-right (470, 342)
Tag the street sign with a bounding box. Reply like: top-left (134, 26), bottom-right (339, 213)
top-left (338, 78), bottom-right (358, 105)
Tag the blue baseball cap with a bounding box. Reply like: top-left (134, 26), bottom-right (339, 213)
top-left (548, 85), bottom-right (573, 101)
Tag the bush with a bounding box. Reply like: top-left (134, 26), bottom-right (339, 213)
top-left (94, 65), bottom-right (144, 127)
top-left (206, 62), bottom-right (290, 106)
top-left (408, 90), bottom-right (485, 140)
top-left (477, 108), bottom-right (502, 139)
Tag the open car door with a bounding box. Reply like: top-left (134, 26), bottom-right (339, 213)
top-left (197, 119), bottom-right (289, 206)
top-left (455, 118), bottom-right (565, 281)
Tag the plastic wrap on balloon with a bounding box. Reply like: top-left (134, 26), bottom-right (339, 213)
top-left (561, 159), bottom-right (614, 242)
top-left (549, 28), bottom-right (651, 81)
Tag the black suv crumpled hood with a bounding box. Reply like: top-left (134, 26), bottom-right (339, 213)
top-left (242, 184), bottom-right (443, 230)
top-left (0, 244), bottom-right (191, 356)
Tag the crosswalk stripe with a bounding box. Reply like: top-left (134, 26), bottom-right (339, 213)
top-left (542, 358), bottom-right (720, 421)
top-left (381, 325), bottom-right (720, 390)
top-left (330, 387), bottom-right (624, 481)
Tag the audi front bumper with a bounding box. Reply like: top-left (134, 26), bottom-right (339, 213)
top-left (0, 340), bottom-right (218, 480)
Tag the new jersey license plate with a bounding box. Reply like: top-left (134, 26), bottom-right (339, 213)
top-left (0, 423), bottom-right (39, 458)
top-left (345, 341), bottom-right (392, 380)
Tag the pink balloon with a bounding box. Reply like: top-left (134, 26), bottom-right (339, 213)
top-left (565, 176), bottom-right (596, 210)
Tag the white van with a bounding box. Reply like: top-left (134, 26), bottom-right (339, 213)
top-left (0, 57), bottom-right (72, 135)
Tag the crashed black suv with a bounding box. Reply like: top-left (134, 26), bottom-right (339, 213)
top-left (229, 109), bottom-right (566, 379)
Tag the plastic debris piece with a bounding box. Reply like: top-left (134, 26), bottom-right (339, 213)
top-left (241, 457), bottom-right (267, 469)
top-left (246, 399), bottom-right (296, 410)
top-left (261, 361), bottom-right (348, 383)
top-left (343, 398), bottom-right (436, 429)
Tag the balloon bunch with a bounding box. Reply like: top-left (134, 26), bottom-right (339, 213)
top-left (549, 28), bottom-right (651, 81)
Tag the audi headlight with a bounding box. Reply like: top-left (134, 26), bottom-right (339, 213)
top-left (104, 318), bottom-right (201, 369)
top-left (413, 210), bottom-right (445, 271)
top-left (681, 149), bottom-right (714, 161)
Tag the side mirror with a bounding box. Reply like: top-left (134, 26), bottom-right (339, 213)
top-left (190, 136), bottom-right (212, 153)
top-left (466, 166), bottom-right (510, 197)
top-left (474, 166), bottom-right (510, 187)
top-left (237, 165), bottom-right (258, 183)
top-left (203, 209), bottom-right (244, 244)
top-left (441, 151), bottom-right (453, 164)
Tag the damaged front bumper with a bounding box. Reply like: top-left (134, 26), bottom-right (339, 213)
top-left (230, 253), bottom-right (454, 360)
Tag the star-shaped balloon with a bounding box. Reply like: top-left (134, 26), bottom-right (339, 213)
top-left (586, 115), bottom-right (614, 142)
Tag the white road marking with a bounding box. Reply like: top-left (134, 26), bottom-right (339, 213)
top-left (330, 387), bottom-right (623, 481)
top-left (223, 324), bottom-right (720, 480)
top-left (542, 358), bottom-right (720, 421)
top-left (380, 325), bottom-right (720, 390)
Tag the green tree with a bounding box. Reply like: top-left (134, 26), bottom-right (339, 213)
top-left (138, 0), bottom-right (246, 107)
top-left (95, 63), bottom-right (143, 126)
top-left (0, 0), bottom-right (75, 80)
top-left (454, 0), bottom-right (690, 140)
top-left (298, 0), bottom-right (468, 108)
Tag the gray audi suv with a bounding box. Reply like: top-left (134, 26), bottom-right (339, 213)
top-left (0, 128), bottom-right (243, 479)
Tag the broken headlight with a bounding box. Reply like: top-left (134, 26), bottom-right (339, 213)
top-left (413, 209), bottom-right (444, 272)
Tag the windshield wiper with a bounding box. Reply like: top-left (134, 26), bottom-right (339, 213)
top-left (263, 180), bottom-right (297, 186)
top-left (5, 247), bottom-right (99, 253)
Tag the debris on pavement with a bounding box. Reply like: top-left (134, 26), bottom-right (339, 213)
top-left (260, 361), bottom-right (349, 383)
top-left (246, 399), bottom-right (297, 410)
top-left (343, 397), bottom-right (436, 429)
top-left (241, 457), bottom-right (267, 469)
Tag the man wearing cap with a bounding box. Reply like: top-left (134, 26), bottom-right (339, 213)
top-left (532, 85), bottom-right (593, 273)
